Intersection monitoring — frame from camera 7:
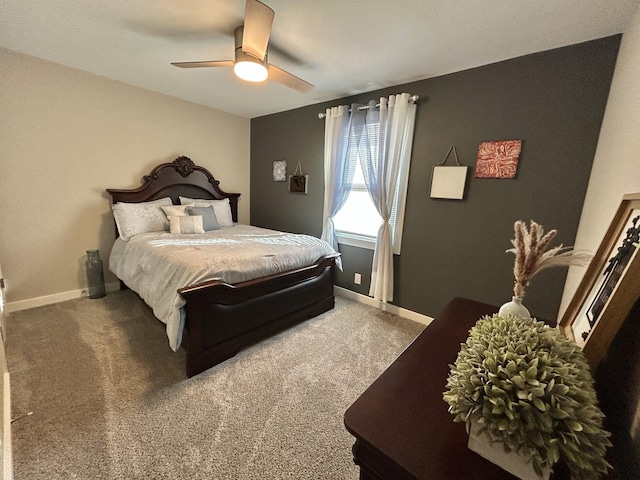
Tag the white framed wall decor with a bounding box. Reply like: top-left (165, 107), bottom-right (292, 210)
top-left (430, 145), bottom-right (468, 200)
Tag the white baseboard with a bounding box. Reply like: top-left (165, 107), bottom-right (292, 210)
top-left (6, 283), bottom-right (433, 326)
top-left (4, 282), bottom-right (121, 313)
top-left (334, 286), bottom-right (433, 326)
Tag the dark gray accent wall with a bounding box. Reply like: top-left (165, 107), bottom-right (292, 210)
top-left (251, 36), bottom-right (620, 322)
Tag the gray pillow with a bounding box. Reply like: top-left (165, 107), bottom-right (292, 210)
top-left (186, 206), bottom-right (220, 231)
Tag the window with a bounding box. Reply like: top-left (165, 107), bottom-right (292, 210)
top-left (332, 120), bottom-right (404, 250)
top-left (322, 94), bottom-right (416, 301)
top-left (332, 154), bottom-right (381, 240)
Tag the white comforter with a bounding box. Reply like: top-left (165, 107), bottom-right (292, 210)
top-left (109, 224), bottom-right (339, 351)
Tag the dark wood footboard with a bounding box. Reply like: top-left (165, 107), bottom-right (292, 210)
top-left (179, 254), bottom-right (339, 377)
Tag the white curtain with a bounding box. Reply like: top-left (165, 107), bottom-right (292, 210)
top-left (321, 105), bottom-right (356, 251)
top-left (357, 93), bottom-right (417, 303)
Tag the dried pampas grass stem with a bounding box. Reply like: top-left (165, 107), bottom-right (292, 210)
top-left (507, 220), bottom-right (592, 298)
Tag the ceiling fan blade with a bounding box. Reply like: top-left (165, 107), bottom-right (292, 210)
top-left (242, 0), bottom-right (274, 60)
top-left (171, 60), bottom-right (234, 68)
top-left (267, 64), bottom-right (314, 93)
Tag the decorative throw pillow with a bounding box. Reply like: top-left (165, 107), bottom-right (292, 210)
top-left (185, 206), bottom-right (220, 231)
top-left (112, 197), bottom-right (172, 241)
top-left (179, 196), bottom-right (234, 227)
top-left (169, 215), bottom-right (204, 234)
top-left (161, 203), bottom-right (194, 219)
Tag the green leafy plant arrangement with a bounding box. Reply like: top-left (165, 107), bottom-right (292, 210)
top-left (443, 314), bottom-right (611, 480)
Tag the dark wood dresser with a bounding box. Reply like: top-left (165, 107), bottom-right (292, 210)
top-left (344, 297), bottom-right (571, 480)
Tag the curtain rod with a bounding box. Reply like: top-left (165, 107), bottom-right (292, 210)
top-left (317, 94), bottom-right (419, 119)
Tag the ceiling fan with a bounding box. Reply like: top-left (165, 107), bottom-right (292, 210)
top-left (171, 0), bottom-right (313, 93)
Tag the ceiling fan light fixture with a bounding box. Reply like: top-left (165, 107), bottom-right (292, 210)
top-left (234, 60), bottom-right (268, 82)
top-left (172, 6), bottom-right (313, 93)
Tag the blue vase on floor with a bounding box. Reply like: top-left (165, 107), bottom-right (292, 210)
top-left (86, 249), bottom-right (106, 299)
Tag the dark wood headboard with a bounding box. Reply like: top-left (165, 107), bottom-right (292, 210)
top-left (106, 156), bottom-right (241, 222)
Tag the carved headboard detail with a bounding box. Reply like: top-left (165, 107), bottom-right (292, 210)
top-left (106, 156), bottom-right (241, 222)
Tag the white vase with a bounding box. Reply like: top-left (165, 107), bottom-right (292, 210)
top-left (498, 296), bottom-right (530, 319)
top-left (468, 422), bottom-right (551, 480)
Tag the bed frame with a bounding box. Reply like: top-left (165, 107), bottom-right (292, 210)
top-left (107, 156), bottom-right (339, 377)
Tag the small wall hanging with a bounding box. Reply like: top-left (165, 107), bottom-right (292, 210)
top-left (273, 160), bottom-right (287, 182)
top-left (430, 145), bottom-right (468, 200)
top-left (288, 161), bottom-right (308, 194)
top-left (474, 140), bottom-right (522, 179)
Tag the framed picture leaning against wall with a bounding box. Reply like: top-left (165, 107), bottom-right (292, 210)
top-left (559, 192), bottom-right (640, 369)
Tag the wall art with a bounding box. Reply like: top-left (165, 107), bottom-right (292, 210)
top-left (430, 145), bottom-right (468, 200)
top-left (273, 160), bottom-right (287, 182)
top-left (558, 192), bottom-right (640, 369)
top-left (288, 161), bottom-right (308, 194)
top-left (474, 140), bottom-right (522, 179)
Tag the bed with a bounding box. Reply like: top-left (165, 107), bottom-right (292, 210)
top-left (106, 156), bottom-right (340, 377)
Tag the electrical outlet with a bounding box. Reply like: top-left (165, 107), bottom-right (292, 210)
top-left (354, 273), bottom-right (361, 285)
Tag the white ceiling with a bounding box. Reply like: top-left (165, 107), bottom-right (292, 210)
top-left (2, 0), bottom-right (639, 118)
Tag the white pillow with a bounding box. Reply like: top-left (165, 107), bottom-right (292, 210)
top-left (179, 196), bottom-right (234, 227)
top-left (161, 203), bottom-right (194, 218)
top-left (169, 215), bottom-right (204, 234)
top-left (112, 197), bottom-right (172, 241)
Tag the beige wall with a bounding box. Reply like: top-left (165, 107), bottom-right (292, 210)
top-left (0, 48), bottom-right (250, 307)
top-left (560, 6), bottom-right (640, 322)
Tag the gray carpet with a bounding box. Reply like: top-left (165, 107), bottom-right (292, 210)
top-left (7, 291), bottom-right (424, 479)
